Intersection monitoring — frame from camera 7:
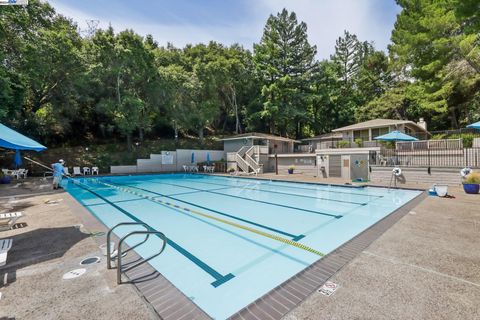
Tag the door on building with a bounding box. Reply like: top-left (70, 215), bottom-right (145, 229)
top-left (350, 154), bottom-right (369, 181)
top-left (341, 155), bottom-right (350, 180)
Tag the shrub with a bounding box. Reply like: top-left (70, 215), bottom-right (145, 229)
top-left (464, 172), bottom-right (480, 184)
top-left (288, 165), bottom-right (295, 170)
top-left (449, 133), bottom-right (475, 148)
top-left (354, 138), bottom-right (363, 147)
top-left (337, 140), bottom-right (350, 148)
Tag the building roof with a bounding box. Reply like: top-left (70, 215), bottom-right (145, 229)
top-left (331, 119), bottom-right (428, 133)
top-left (220, 132), bottom-right (299, 143)
top-left (302, 132), bottom-right (343, 141)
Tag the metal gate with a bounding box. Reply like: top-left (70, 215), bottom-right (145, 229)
top-left (328, 155), bottom-right (341, 177)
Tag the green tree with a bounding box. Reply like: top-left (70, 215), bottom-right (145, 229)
top-left (253, 9), bottom-right (317, 137)
top-left (390, 0), bottom-right (480, 128)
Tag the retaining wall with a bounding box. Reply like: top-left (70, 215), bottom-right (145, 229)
top-left (110, 149), bottom-right (225, 174)
top-left (370, 166), bottom-right (463, 186)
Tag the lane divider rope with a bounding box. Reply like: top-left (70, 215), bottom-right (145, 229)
top-left (90, 179), bottom-right (325, 257)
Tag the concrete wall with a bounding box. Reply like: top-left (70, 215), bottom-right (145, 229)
top-left (175, 149), bottom-right (225, 171)
top-left (370, 166), bottom-right (462, 186)
top-left (267, 154), bottom-right (316, 175)
top-left (110, 149), bottom-right (224, 174)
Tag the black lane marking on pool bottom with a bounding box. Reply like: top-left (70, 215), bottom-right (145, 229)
top-left (179, 179), bottom-right (369, 205)
top-left (167, 186), bottom-right (233, 197)
top-left (74, 182), bottom-right (234, 287)
top-left (187, 176), bottom-right (384, 198)
top-left (111, 182), bottom-right (306, 241)
top-left (146, 181), bottom-right (343, 219)
top-left (86, 197), bottom-right (146, 207)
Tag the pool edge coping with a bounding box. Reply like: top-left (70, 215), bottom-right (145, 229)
top-left (227, 190), bottom-right (427, 320)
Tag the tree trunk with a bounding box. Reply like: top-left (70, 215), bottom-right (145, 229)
top-left (139, 127), bottom-right (144, 142)
top-left (198, 127), bottom-right (204, 145)
top-left (232, 89), bottom-right (241, 134)
top-left (126, 133), bottom-right (132, 150)
top-left (116, 71), bottom-right (122, 106)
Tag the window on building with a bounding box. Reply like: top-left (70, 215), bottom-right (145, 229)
top-left (353, 129), bottom-right (369, 141)
top-left (371, 127), bottom-right (389, 139)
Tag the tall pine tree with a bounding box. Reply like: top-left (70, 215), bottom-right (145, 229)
top-left (253, 9), bottom-right (317, 137)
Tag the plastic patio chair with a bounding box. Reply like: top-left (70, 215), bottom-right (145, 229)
top-left (83, 167), bottom-right (91, 175)
top-left (73, 167), bottom-right (82, 176)
top-left (91, 167), bottom-right (99, 175)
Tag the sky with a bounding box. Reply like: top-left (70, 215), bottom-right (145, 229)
top-left (47, 0), bottom-right (401, 59)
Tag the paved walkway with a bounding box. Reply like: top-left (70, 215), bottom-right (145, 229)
top-left (284, 185), bottom-right (480, 320)
top-left (0, 191), bottom-right (156, 320)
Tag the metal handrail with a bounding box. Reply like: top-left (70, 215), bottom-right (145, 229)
top-left (117, 230), bottom-right (167, 284)
top-left (106, 222), bottom-right (150, 269)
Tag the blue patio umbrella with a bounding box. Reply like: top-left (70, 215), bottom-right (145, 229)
top-left (467, 121), bottom-right (480, 130)
top-left (13, 149), bottom-right (22, 168)
top-left (373, 130), bottom-right (418, 141)
top-left (191, 152), bottom-right (195, 164)
top-left (0, 123), bottom-right (47, 151)
top-left (206, 152), bottom-right (211, 165)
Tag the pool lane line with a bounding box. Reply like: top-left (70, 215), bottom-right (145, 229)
top-left (177, 179), bottom-right (369, 206)
top-left (166, 186), bottom-right (234, 197)
top-left (145, 180), bottom-right (343, 219)
top-left (86, 197), bottom-right (146, 207)
top-left (97, 180), bottom-right (326, 257)
top-left (72, 180), bottom-right (234, 287)
top-left (186, 176), bottom-right (384, 198)
top-left (109, 181), bottom-right (306, 241)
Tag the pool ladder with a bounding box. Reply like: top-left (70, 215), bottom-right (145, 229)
top-left (106, 222), bottom-right (167, 284)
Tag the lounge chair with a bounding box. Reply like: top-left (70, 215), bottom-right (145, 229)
top-left (91, 167), bottom-right (99, 175)
top-left (0, 211), bottom-right (24, 231)
top-left (0, 238), bottom-right (13, 267)
top-left (73, 167), bottom-right (82, 176)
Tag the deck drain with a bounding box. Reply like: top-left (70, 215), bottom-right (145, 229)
top-left (62, 268), bottom-right (86, 280)
top-left (80, 257), bottom-right (100, 265)
top-left (318, 281), bottom-right (339, 297)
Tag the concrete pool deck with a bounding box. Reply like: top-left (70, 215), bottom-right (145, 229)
top-left (0, 175), bottom-right (479, 319)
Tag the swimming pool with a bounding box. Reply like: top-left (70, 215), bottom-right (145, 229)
top-left (66, 174), bottom-right (422, 319)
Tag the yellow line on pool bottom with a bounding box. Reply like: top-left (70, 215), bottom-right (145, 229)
top-left (90, 180), bottom-right (325, 257)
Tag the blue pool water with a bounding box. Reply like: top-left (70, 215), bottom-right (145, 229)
top-left (66, 174), bottom-right (422, 319)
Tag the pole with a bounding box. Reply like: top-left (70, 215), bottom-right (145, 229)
top-left (23, 157), bottom-right (53, 172)
top-left (275, 153), bottom-right (278, 175)
top-left (24, 157), bottom-right (70, 179)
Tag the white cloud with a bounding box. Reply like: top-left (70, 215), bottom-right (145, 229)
top-left (48, 0), bottom-right (399, 59)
